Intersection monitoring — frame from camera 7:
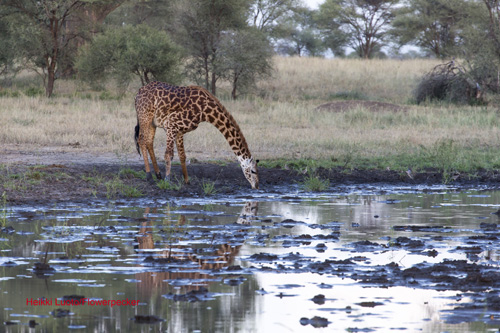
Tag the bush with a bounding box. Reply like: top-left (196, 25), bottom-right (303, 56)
top-left (76, 25), bottom-right (183, 89)
top-left (415, 61), bottom-right (484, 105)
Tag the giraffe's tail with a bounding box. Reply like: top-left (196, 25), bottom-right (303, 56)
top-left (134, 122), bottom-right (141, 156)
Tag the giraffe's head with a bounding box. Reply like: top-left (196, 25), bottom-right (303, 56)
top-left (239, 157), bottom-right (259, 189)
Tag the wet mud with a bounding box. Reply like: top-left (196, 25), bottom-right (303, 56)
top-left (2, 160), bottom-right (500, 205)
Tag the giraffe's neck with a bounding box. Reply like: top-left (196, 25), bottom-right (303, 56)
top-left (203, 106), bottom-right (252, 160)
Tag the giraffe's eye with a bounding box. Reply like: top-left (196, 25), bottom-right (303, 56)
top-left (251, 170), bottom-right (257, 175)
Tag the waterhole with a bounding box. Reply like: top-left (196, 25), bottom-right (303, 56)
top-left (2, 186), bottom-right (500, 332)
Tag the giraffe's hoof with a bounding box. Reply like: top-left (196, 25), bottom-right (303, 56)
top-left (155, 172), bottom-right (163, 180)
top-left (146, 172), bottom-right (155, 184)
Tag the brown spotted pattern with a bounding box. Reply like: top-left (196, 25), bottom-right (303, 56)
top-left (134, 81), bottom-right (259, 189)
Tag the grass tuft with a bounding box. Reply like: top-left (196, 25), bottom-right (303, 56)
top-left (201, 180), bottom-right (217, 196)
top-left (301, 174), bottom-right (330, 192)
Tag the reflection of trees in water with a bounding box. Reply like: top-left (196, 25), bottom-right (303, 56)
top-left (133, 202), bottom-right (260, 332)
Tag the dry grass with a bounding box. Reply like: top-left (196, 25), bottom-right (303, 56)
top-left (257, 57), bottom-right (440, 103)
top-left (1, 56), bottom-right (500, 172)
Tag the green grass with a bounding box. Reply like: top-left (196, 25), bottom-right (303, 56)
top-left (201, 180), bottom-right (217, 196)
top-left (157, 177), bottom-right (183, 191)
top-left (118, 167), bottom-right (147, 180)
top-left (301, 174), bottom-right (330, 192)
top-left (0, 191), bottom-right (8, 227)
top-left (104, 177), bottom-right (143, 199)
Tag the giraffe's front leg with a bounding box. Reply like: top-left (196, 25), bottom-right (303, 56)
top-left (164, 130), bottom-right (176, 181)
top-left (176, 133), bottom-right (189, 184)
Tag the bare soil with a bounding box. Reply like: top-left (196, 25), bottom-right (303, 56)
top-left (2, 144), bottom-right (500, 205)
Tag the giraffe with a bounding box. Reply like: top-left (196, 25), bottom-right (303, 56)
top-left (134, 81), bottom-right (259, 189)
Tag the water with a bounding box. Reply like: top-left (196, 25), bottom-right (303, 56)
top-left (2, 187), bottom-right (500, 332)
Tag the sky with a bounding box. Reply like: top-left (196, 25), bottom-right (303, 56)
top-left (303, 0), bottom-right (323, 9)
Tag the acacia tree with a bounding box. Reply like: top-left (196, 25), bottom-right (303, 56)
top-left (280, 6), bottom-right (325, 57)
top-left (76, 25), bottom-right (183, 89)
top-left (0, 0), bottom-right (84, 96)
top-left (104, 0), bottom-right (172, 28)
top-left (390, 0), bottom-right (473, 58)
top-left (0, 0), bottom-right (124, 97)
top-left (171, 0), bottom-right (249, 95)
top-left (249, 0), bottom-right (298, 36)
top-left (461, 0), bottom-right (500, 94)
top-left (218, 28), bottom-right (273, 99)
top-left (318, 0), bottom-right (399, 58)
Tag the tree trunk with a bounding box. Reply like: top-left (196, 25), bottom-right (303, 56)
top-left (231, 75), bottom-right (238, 100)
top-left (211, 71), bottom-right (217, 96)
top-left (46, 69), bottom-right (55, 98)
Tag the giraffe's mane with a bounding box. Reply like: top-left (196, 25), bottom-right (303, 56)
top-left (189, 85), bottom-right (251, 156)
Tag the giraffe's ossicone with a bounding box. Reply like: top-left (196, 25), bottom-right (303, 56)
top-left (134, 81), bottom-right (259, 189)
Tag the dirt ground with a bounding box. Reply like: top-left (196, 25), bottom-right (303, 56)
top-left (2, 143), bottom-right (500, 205)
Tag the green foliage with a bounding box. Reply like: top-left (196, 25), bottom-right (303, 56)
top-left (24, 87), bottom-right (44, 97)
top-left (0, 17), bottom-right (16, 77)
top-left (301, 174), bottom-right (330, 192)
top-left (201, 180), bottom-right (217, 196)
top-left (104, 177), bottom-right (143, 199)
top-left (218, 28), bottom-right (274, 99)
top-left (0, 191), bottom-right (8, 227)
top-left (172, 0), bottom-right (255, 94)
top-left (390, 0), bottom-right (475, 58)
top-left (277, 6), bottom-right (326, 57)
top-left (118, 168), bottom-right (146, 180)
top-left (318, 0), bottom-right (398, 58)
top-left (76, 25), bottom-right (183, 89)
top-left (0, 0), bottom-right (86, 97)
top-left (157, 178), bottom-right (183, 191)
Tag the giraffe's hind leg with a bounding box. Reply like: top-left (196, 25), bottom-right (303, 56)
top-left (163, 128), bottom-right (177, 181)
top-left (139, 122), bottom-right (162, 182)
top-left (176, 133), bottom-right (189, 184)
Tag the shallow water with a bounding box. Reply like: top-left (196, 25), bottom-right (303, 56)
top-left (2, 186), bottom-right (500, 332)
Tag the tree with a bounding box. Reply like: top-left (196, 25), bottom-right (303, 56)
top-left (249, 0), bottom-right (298, 37)
top-left (0, 14), bottom-right (16, 77)
top-left (315, 0), bottom-right (348, 57)
top-left (105, 0), bottom-right (172, 28)
top-left (0, 0), bottom-right (85, 96)
top-left (459, 0), bottom-right (500, 94)
top-left (76, 25), bottom-right (183, 89)
top-left (318, 0), bottom-right (399, 58)
top-left (218, 28), bottom-right (273, 99)
top-left (0, 0), bottom-right (125, 97)
top-left (171, 0), bottom-right (249, 95)
top-left (277, 6), bottom-right (326, 57)
top-left (391, 0), bottom-right (473, 58)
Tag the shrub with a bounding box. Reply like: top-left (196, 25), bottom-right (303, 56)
top-left (415, 61), bottom-right (484, 105)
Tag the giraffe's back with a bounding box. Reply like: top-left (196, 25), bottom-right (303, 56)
top-left (135, 81), bottom-right (207, 130)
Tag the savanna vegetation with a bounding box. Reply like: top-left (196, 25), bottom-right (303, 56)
top-left (1, 56), bottom-right (500, 181)
top-left (1, 0), bottom-right (500, 189)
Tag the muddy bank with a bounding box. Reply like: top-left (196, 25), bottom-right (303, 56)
top-left (2, 158), bottom-right (500, 205)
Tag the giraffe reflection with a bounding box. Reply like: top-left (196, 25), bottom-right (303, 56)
top-left (134, 202), bottom-right (259, 299)
top-left (236, 201), bottom-right (259, 225)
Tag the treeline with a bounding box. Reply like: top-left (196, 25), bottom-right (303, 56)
top-left (0, 0), bottom-right (499, 100)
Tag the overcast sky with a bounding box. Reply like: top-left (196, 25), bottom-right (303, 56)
top-left (304, 0), bottom-right (323, 9)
